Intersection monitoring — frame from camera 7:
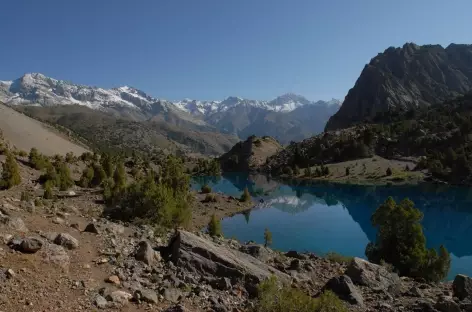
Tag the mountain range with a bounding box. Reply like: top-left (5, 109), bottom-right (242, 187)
top-left (326, 43), bottom-right (472, 131)
top-left (0, 73), bottom-right (341, 147)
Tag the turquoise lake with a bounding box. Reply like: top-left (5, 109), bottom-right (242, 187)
top-left (192, 174), bottom-right (472, 280)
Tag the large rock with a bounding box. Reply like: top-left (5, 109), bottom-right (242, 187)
top-left (323, 275), bottom-right (364, 306)
top-left (345, 257), bottom-right (400, 294)
top-left (8, 237), bottom-right (43, 253)
top-left (135, 241), bottom-right (156, 265)
top-left (0, 213), bottom-right (28, 232)
top-left (435, 296), bottom-right (461, 312)
top-left (453, 274), bottom-right (472, 300)
top-left (54, 233), bottom-right (79, 250)
top-left (40, 243), bottom-right (70, 270)
top-left (239, 244), bottom-right (272, 262)
top-left (106, 290), bottom-right (132, 306)
top-left (169, 231), bottom-right (289, 287)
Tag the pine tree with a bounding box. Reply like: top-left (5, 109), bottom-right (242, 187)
top-left (208, 214), bottom-right (222, 237)
top-left (386, 167), bottom-right (393, 176)
top-left (345, 167), bottom-right (350, 176)
top-left (0, 152), bottom-right (21, 189)
top-left (240, 187), bottom-right (251, 202)
top-left (80, 165), bottom-right (95, 187)
top-left (264, 228), bottom-right (272, 247)
top-left (43, 180), bottom-right (54, 199)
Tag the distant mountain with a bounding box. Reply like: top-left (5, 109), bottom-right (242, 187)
top-left (0, 73), bottom-right (341, 145)
top-left (325, 43), bottom-right (472, 131)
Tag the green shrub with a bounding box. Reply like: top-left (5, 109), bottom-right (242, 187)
top-left (65, 152), bottom-right (75, 164)
top-left (201, 184), bottom-right (212, 194)
top-left (208, 214), bottom-right (222, 237)
top-left (202, 193), bottom-right (217, 203)
top-left (240, 187), bottom-right (251, 202)
top-left (18, 150), bottom-right (27, 157)
top-left (304, 167), bottom-right (312, 177)
top-left (43, 181), bottom-right (54, 199)
top-left (325, 252), bottom-right (353, 264)
top-left (20, 191), bottom-right (31, 202)
top-left (28, 148), bottom-right (50, 170)
top-left (254, 276), bottom-right (346, 312)
top-left (366, 197), bottom-right (451, 282)
top-left (34, 198), bottom-right (43, 207)
top-left (264, 228), bottom-right (272, 247)
top-left (56, 162), bottom-right (74, 191)
top-left (0, 152), bottom-right (21, 189)
top-left (104, 155), bottom-right (192, 230)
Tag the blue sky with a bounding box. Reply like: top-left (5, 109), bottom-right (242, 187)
top-left (0, 0), bottom-right (470, 101)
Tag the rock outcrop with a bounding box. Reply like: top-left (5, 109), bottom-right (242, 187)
top-left (326, 43), bottom-right (472, 131)
top-left (168, 231), bottom-right (290, 288)
top-left (220, 136), bottom-right (282, 172)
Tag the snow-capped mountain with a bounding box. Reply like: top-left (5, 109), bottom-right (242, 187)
top-left (0, 73), bottom-right (341, 144)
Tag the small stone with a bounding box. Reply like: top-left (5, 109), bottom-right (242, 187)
top-left (52, 217), bottom-right (65, 224)
top-left (54, 233), bottom-right (79, 250)
top-left (106, 275), bottom-right (120, 285)
top-left (94, 294), bottom-right (108, 309)
top-left (83, 223), bottom-right (100, 234)
top-left (97, 258), bottom-right (109, 264)
top-left (6, 268), bottom-right (15, 279)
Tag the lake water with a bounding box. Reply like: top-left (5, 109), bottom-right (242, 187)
top-left (192, 174), bottom-right (472, 280)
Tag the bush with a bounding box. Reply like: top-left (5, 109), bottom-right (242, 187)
top-left (254, 276), bottom-right (346, 312)
top-left (208, 214), bottom-right (222, 237)
top-left (21, 191), bottom-right (31, 202)
top-left (18, 150), bottom-right (27, 157)
top-left (325, 252), bottom-right (353, 264)
top-left (0, 153), bottom-right (21, 189)
top-left (202, 194), bottom-right (217, 203)
top-left (386, 167), bottom-right (393, 176)
top-left (366, 197), bottom-right (451, 282)
top-left (43, 181), bottom-right (54, 199)
top-left (201, 184), bottom-right (212, 194)
top-left (104, 155), bottom-right (192, 229)
top-left (264, 228), bottom-right (272, 247)
top-left (56, 162), bottom-right (74, 191)
top-left (65, 152), bottom-right (75, 164)
top-left (304, 167), bottom-right (312, 177)
top-left (28, 148), bottom-right (50, 170)
top-left (240, 187), bottom-right (251, 202)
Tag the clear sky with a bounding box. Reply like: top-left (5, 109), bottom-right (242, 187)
top-left (0, 0), bottom-right (471, 101)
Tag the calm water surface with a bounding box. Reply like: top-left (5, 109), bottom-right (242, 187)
top-left (192, 174), bottom-right (472, 280)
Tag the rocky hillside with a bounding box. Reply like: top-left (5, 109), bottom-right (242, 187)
top-left (0, 103), bottom-right (88, 156)
top-left (220, 136), bottom-right (282, 172)
top-left (16, 104), bottom-right (239, 156)
top-left (326, 43), bottom-right (472, 131)
top-left (0, 73), bottom-right (340, 145)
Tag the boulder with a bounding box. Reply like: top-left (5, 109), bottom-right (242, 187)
top-left (106, 290), bottom-right (132, 306)
top-left (134, 289), bottom-right (158, 304)
top-left (135, 241), bottom-right (156, 265)
top-left (163, 288), bottom-right (182, 303)
top-left (345, 257), bottom-right (400, 294)
top-left (210, 277), bottom-right (232, 291)
top-left (54, 233), bottom-right (79, 250)
top-left (453, 274), bottom-right (472, 300)
top-left (168, 231), bottom-right (289, 290)
top-left (435, 296), bottom-right (461, 312)
top-left (285, 250), bottom-right (308, 260)
top-left (239, 244), bottom-right (272, 262)
top-left (84, 223), bottom-right (100, 234)
top-left (94, 295), bottom-right (108, 309)
top-left (323, 275), bottom-right (364, 306)
top-left (0, 213), bottom-right (28, 232)
top-left (8, 237), bottom-right (43, 253)
top-left (40, 243), bottom-right (70, 270)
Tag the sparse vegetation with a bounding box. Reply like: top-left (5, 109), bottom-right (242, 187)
top-left (43, 180), bottom-right (54, 199)
top-left (254, 276), bottom-right (346, 312)
top-left (208, 214), bottom-right (222, 237)
top-left (386, 167), bottom-right (392, 176)
top-left (202, 193), bottom-right (218, 203)
top-left (0, 152), bottom-right (22, 189)
top-left (201, 184), bottom-right (212, 194)
top-left (325, 252), bottom-right (353, 264)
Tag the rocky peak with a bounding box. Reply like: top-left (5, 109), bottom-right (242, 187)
top-left (325, 43), bottom-right (472, 131)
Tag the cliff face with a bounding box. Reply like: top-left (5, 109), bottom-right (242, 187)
top-left (326, 43), bottom-right (472, 131)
